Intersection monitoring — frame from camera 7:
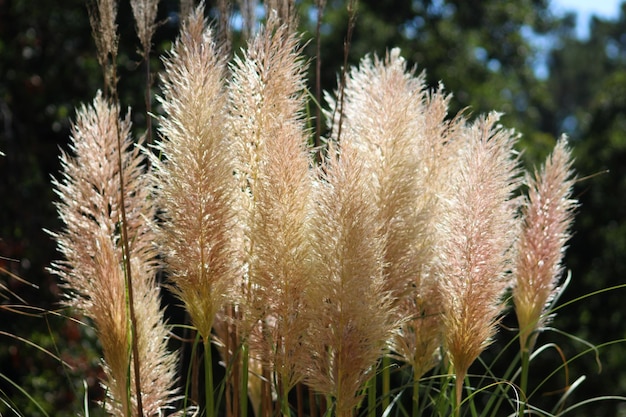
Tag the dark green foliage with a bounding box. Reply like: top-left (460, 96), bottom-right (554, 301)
top-left (546, 7), bottom-right (626, 415)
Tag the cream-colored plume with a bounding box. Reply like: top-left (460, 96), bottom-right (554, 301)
top-left (228, 12), bottom-right (313, 403)
top-left (436, 114), bottom-right (521, 406)
top-left (330, 48), bottom-right (450, 379)
top-left (151, 5), bottom-right (240, 342)
top-left (50, 92), bottom-right (177, 416)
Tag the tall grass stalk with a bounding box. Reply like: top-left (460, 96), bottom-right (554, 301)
top-left (436, 114), bottom-right (521, 416)
top-left (151, 5), bottom-right (241, 416)
top-left (50, 92), bottom-right (178, 416)
top-left (229, 11), bottom-right (313, 415)
top-left (86, 1), bottom-right (152, 414)
top-left (129, 0), bottom-right (159, 146)
top-left (203, 338), bottom-right (215, 417)
top-left (513, 138), bottom-right (576, 415)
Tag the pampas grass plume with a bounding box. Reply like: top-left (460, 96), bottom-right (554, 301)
top-left (333, 49), bottom-right (450, 379)
top-left (50, 92), bottom-right (177, 415)
top-left (303, 142), bottom-right (397, 417)
top-left (130, 0), bottom-right (159, 57)
top-left (436, 114), bottom-right (521, 408)
top-left (227, 13), bottom-right (313, 406)
top-left (87, 0), bottom-right (119, 94)
top-left (514, 138), bottom-right (576, 352)
top-left (152, 5), bottom-right (240, 342)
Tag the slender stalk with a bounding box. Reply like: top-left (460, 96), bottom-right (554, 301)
top-left (323, 396), bottom-right (330, 417)
top-left (113, 93), bottom-right (144, 417)
top-left (454, 372), bottom-right (464, 417)
top-left (519, 346), bottom-right (531, 417)
top-left (281, 375), bottom-right (291, 417)
top-left (412, 368), bottom-right (419, 417)
top-left (314, 0), bottom-right (326, 153)
top-left (143, 57), bottom-right (152, 147)
top-left (240, 343), bottom-right (249, 417)
top-left (229, 307), bottom-right (240, 417)
top-left (184, 332), bottom-right (202, 413)
top-left (367, 376), bottom-right (376, 417)
top-left (225, 316), bottom-right (233, 417)
top-left (204, 337), bottom-right (216, 417)
top-left (309, 387), bottom-right (317, 417)
top-left (322, 395), bottom-right (331, 417)
top-left (192, 331), bottom-right (201, 406)
top-left (381, 356), bottom-right (390, 412)
top-left (262, 362), bottom-right (272, 417)
top-left (334, 0), bottom-right (357, 142)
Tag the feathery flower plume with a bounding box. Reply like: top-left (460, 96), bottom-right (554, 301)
top-left (152, 4), bottom-right (239, 343)
top-left (152, 7), bottom-right (239, 415)
top-left (130, 0), bottom-right (160, 148)
top-left (87, 0), bottom-right (119, 95)
top-left (303, 138), bottom-right (398, 417)
top-left (130, 0), bottom-right (160, 58)
top-left (334, 48), bottom-right (448, 410)
top-left (228, 13), bottom-right (312, 410)
top-left (514, 138), bottom-right (576, 353)
top-left (50, 92), bottom-right (178, 416)
top-left (436, 114), bottom-right (521, 409)
top-left (330, 50), bottom-right (451, 410)
top-left (335, 48), bottom-right (436, 303)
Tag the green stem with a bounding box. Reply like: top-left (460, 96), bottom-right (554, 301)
top-left (143, 55), bottom-right (152, 148)
top-left (281, 376), bottom-right (290, 417)
top-left (382, 355), bottom-right (390, 412)
top-left (240, 343), bottom-right (249, 417)
top-left (367, 375), bottom-right (376, 417)
top-left (204, 337), bottom-right (215, 417)
top-left (412, 369), bottom-right (419, 417)
top-left (184, 332), bottom-right (201, 413)
top-left (519, 346), bottom-right (531, 417)
top-left (115, 104), bottom-right (144, 417)
top-left (454, 370), bottom-right (465, 417)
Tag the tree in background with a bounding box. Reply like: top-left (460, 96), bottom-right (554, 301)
top-left (545, 4), bottom-right (626, 414)
top-left (302, 0), bottom-right (563, 161)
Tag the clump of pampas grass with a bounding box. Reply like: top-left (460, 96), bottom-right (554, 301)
top-left (49, 93), bottom-right (178, 416)
top-left (47, 3), bottom-right (584, 417)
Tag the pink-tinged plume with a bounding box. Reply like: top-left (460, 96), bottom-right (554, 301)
top-left (152, 6), bottom-right (241, 342)
top-left (514, 138), bottom-right (577, 352)
top-left (436, 114), bottom-right (521, 407)
top-left (50, 92), bottom-right (178, 416)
